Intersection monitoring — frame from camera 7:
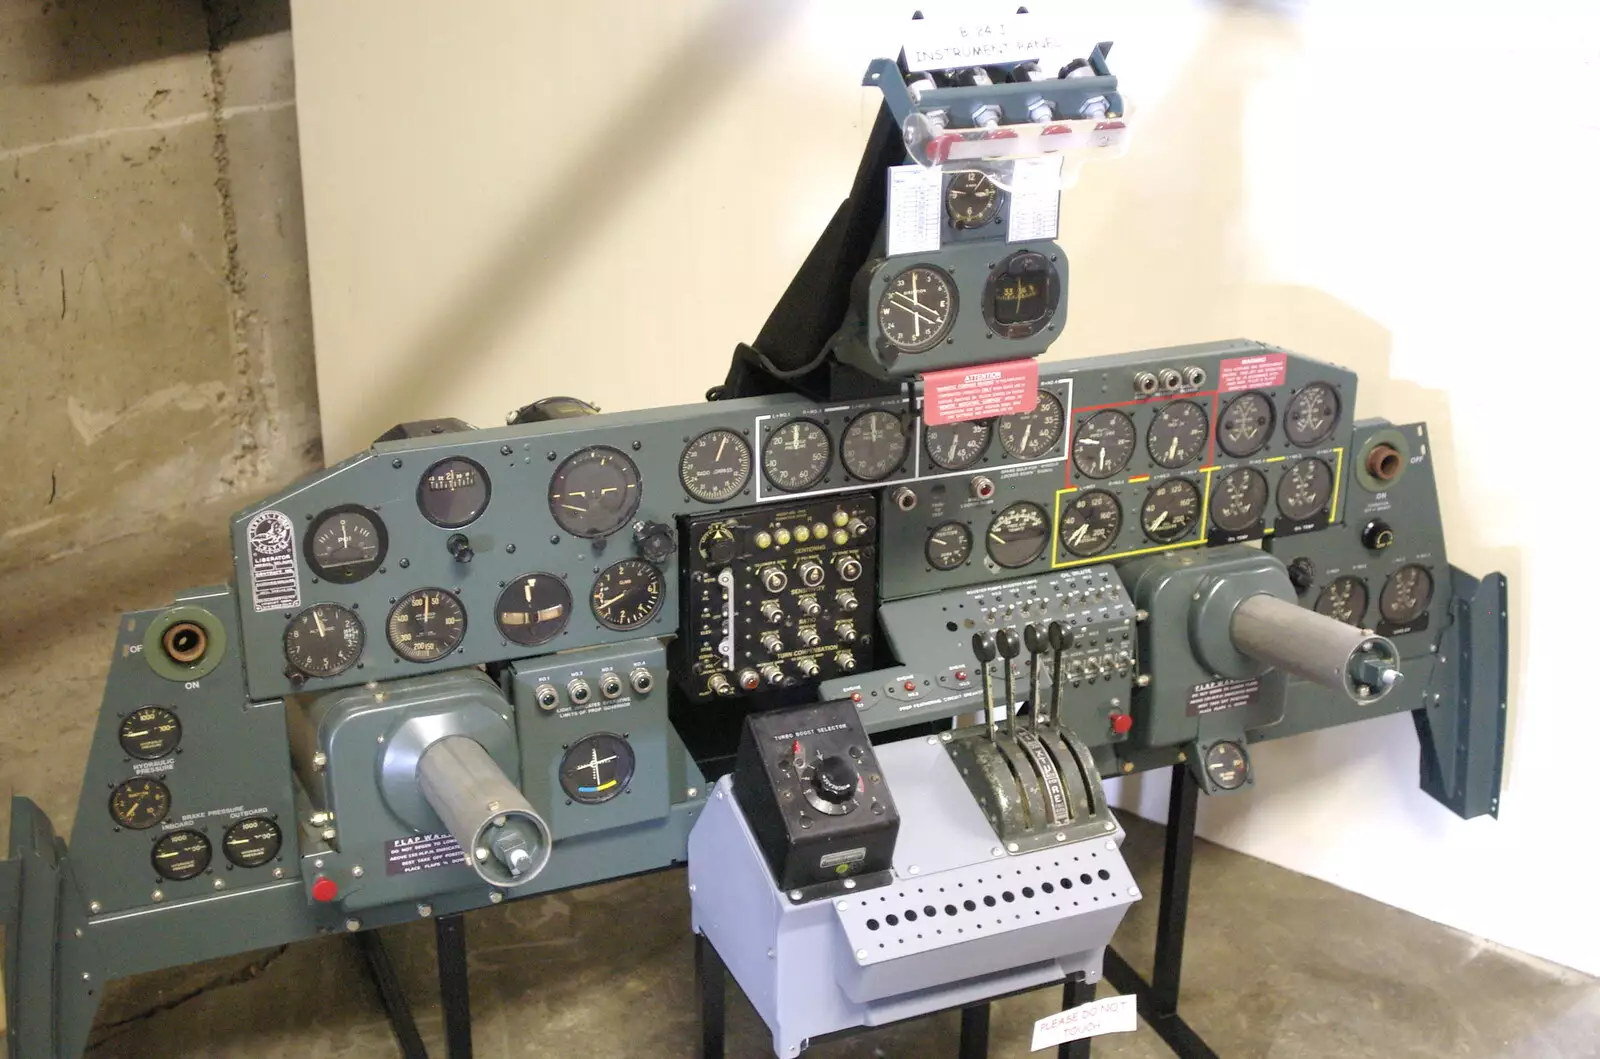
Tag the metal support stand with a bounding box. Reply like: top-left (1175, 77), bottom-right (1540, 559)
top-left (696, 931), bottom-right (728, 1059)
top-left (356, 930), bottom-right (429, 1059)
top-left (354, 913), bottom-right (475, 1059)
top-left (1102, 765), bottom-right (1221, 1059)
top-left (958, 1003), bottom-right (989, 1059)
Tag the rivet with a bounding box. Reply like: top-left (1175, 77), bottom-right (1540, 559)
top-left (1128, 888), bottom-right (1141, 898)
top-left (151, 890), bottom-right (164, 902)
top-left (345, 918), bottom-right (361, 932)
top-left (789, 890), bottom-right (803, 901)
top-left (313, 859), bottom-right (324, 870)
top-left (272, 867), bottom-right (284, 879)
top-left (843, 878), bottom-right (857, 889)
top-left (82, 972), bottom-right (91, 982)
top-left (991, 847), bottom-right (1004, 858)
top-left (88, 901), bottom-right (102, 914)
top-left (686, 787), bottom-right (699, 798)
top-left (1055, 832), bottom-right (1066, 841)
top-left (940, 731), bottom-right (952, 742)
top-left (418, 903), bottom-right (433, 918)
top-left (351, 866), bottom-right (364, 878)
top-left (837, 900), bottom-right (851, 910)
top-left (1104, 822), bottom-right (1116, 831)
top-left (1105, 840), bottom-right (1117, 850)
top-left (489, 890), bottom-right (504, 904)
top-left (213, 878), bottom-right (226, 890)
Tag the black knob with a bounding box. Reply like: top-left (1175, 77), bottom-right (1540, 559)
top-left (1024, 623), bottom-right (1048, 656)
top-left (1362, 520), bottom-right (1395, 552)
top-left (972, 632), bottom-right (997, 663)
top-left (813, 755), bottom-right (858, 804)
top-left (1287, 557), bottom-right (1315, 593)
top-left (996, 627), bottom-right (1022, 660)
top-left (704, 529), bottom-right (738, 566)
top-left (1047, 621), bottom-right (1073, 652)
top-left (634, 520), bottom-right (677, 563)
top-left (446, 534), bottom-right (474, 564)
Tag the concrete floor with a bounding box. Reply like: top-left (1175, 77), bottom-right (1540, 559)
top-left (5, 517), bottom-right (1598, 1059)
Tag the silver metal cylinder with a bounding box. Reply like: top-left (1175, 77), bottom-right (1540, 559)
top-left (1230, 593), bottom-right (1401, 702)
top-left (417, 735), bottom-right (552, 888)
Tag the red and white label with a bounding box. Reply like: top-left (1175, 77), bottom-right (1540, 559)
top-left (922, 359), bottom-right (1039, 426)
top-left (1218, 352), bottom-right (1287, 393)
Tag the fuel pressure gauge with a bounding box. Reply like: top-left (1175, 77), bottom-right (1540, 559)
top-left (925, 522), bottom-right (973, 570)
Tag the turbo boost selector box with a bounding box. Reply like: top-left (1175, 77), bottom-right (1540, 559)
top-left (732, 701), bottom-right (898, 893)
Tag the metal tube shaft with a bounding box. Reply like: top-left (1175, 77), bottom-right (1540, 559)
top-left (417, 735), bottom-right (552, 888)
top-left (1230, 594), bottom-right (1401, 702)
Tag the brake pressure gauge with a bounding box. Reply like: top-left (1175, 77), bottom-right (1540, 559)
top-left (152, 829), bottom-right (212, 881)
top-left (223, 817), bottom-right (283, 869)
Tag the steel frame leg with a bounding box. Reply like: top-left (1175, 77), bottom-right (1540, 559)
top-left (355, 930), bottom-right (430, 1059)
top-left (958, 1003), bottom-right (991, 1058)
top-left (436, 914), bottom-right (473, 1059)
top-left (698, 932), bottom-right (728, 1059)
top-left (1058, 975), bottom-right (1098, 1059)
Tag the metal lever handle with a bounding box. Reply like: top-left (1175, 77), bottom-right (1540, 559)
top-left (1023, 623), bottom-right (1048, 731)
top-left (996, 628), bottom-right (1021, 739)
top-left (1046, 621), bottom-right (1070, 727)
top-left (972, 632), bottom-right (998, 740)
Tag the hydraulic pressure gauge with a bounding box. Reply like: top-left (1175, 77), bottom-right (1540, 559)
top-left (1284, 382), bottom-right (1341, 447)
top-left (840, 410), bottom-right (909, 481)
top-left (946, 169), bottom-right (1001, 229)
top-left (386, 588), bottom-right (467, 662)
top-left (1147, 400), bottom-right (1210, 469)
top-left (925, 522), bottom-right (974, 570)
top-left (305, 505), bottom-right (387, 584)
top-left (1059, 491), bottom-right (1122, 558)
top-left (1379, 565), bottom-right (1433, 625)
top-left (590, 559), bottom-right (665, 630)
top-left (223, 817), bottom-right (283, 869)
top-left (417, 457), bottom-right (490, 528)
top-left (1210, 467), bottom-right (1269, 534)
top-left (983, 250), bottom-right (1059, 340)
top-left (284, 603), bottom-right (364, 678)
top-left (1072, 409), bottom-right (1137, 480)
top-left (495, 573), bottom-right (571, 647)
top-left (1204, 742), bottom-right (1249, 791)
top-left (679, 429), bottom-right (751, 503)
top-left (997, 391), bottom-right (1064, 460)
top-left (1216, 392), bottom-right (1275, 458)
top-left (986, 502), bottom-right (1050, 568)
top-left (876, 265), bottom-right (957, 354)
top-left (1315, 576), bottom-right (1369, 627)
top-left (109, 777), bottom-right (170, 830)
top-left (151, 829), bottom-right (211, 882)
top-left (1277, 458), bottom-right (1334, 522)
top-left (559, 733), bottom-right (636, 805)
top-left (762, 419), bottom-right (832, 492)
top-left (1141, 479), bottom-right (1201, 543)
top-left (118, 706), bottom-right (181, 760)
top-left (549, 446), bottom-right (642, 539)
top-left (924, 419), bottom-right (991, 470)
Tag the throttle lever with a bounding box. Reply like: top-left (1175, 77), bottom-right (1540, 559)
top-left (996, 628), bottom-right (1022, 739)
top-left (1046, 621), bottom-right (1070, 728)
top-left (971, 632), bottom-right (999, 741)
top-left (1023, 623), bottom-right (1048, 732)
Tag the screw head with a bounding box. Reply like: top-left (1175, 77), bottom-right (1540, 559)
top-left (991, 847), bottom-right (1004, 858)
top-left (475, 847), bottom-right (490, 862)
top-left (492, 814), bottom-right (507, 828)
top-left (345, 918), bottom-right (362, 932)
top-left (82, 972), bottom-right (91, 982)
top-left (686, 787), bottom-right (699, 798)
top-left (908, 865), bottom-right (920, 875)
top-left (1105, 839), bottom-right (1118, 850)
top-left (856, 949), bottom-right (868, 962)
top-left (351, 866), bottom-right (364, 878)
top-left (272, 867), bottom-right (284, 879)
top-left (213, 878), bottom-right (226, 891)
top-left (789, 890), bottom-right (803, 901)
top-left (1128, 888), bottom-right (1141, 898)
top-left (689, 884), bottom-right (697, 894)
top-left (311, 752), bottom-right (327, 771)
top-left (939, 731), bottom-right (952, 742)
top-left (418, 903), bottom-right (433, 918)
top-left (489, 890), bottom-right (504, 904)
top-left (837, 900), bottom-right (851, 910)
top-left (1055, 832), bottom-right (1067, 841)
top-left (321, 828), bottom-right (337, 842)
top-left (843, 878), bottom-right (857, 889)
top-left (88, 901), bottom-right (102, 914)
top-left (151, 890), bottom-right (164, 902)
top-left (1006, 843), bottom-right (1019, 853)
top-left (1104, 821), bottom-right (1116, 832)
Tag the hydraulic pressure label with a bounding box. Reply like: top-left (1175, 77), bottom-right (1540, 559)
top-left (246, 510), bottom-right (301, 613)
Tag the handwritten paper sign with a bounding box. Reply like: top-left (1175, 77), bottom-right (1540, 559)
top-left (902, 12), bottom-right (1064, 73)
top-left (1030, 993), bottom-right (1137, 1050)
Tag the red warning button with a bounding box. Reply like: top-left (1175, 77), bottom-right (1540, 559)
top-left (1109, 712), bottom-right (1134, 735)
top-left (311, 876), bottom-right (339, 903)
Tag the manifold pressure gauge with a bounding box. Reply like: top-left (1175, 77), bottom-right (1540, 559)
top-left (762, 419), bottom-right (832, 492)
top-left (877, 265), bottom-right (957, 353)
top-left (284, 603), bottom-right (364, 679)
top-left (495, 573), bottom-right (571, 647)
top-left (1059, 490), bottom-right (1122, 558)
top-left (840, 410), bottom-right (909, 481)
top-left (1141, 479), bottom-right (1201, 543)
top-left (1072, 409), bottom-right (1137, 480)
top-left (110, 777), bottom-right (170, 830)
top-left (152, 829), bottom-right (211, 881)
top-left (387, 588), bottom-right (467, 662)
top-left (946, 169), bottom-right (1001, 228)
top-left (591, 559), bottom-right (665, 630)
top-left (305, 505), bottom-right (387, 584)
top-left (680, 429), bottom-right (751, 503)
top-left (1147, 400), bottom-right (1210, 469)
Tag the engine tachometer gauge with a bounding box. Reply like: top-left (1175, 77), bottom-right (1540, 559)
top-left (840, 410), bottom-right (909, 481)
top-left (1141, 479), bottom-right (1201, 543)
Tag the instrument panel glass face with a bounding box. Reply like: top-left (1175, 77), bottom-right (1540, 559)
top-left (1216, 392), bottom-right (1275, 459)
top-left (1147, 400), bottom-right (1210, 469)
top-left (495, 573), bottom-right (572, 647)
top-left (284, 603), bottom-right (364, 678)
top-left (1284, 382), bottom-right (1341, 447)
top-left (877, 265), bottom-right (957, 354)
top-left (1141, 478), bottom-right (1201, 543)
top-left (559, 733), bottom-right (636, 805)
top-left (984, 250), bottom-right (1058, 340)
top-left (118, 706), bottom-right (181, 760)
top-left (1315, 576), bottom-right (1369, 626)
top-left (986, 502), bottom-right (1051, 568)
top-left (924, 419), bottom-right (992, 471)
top-left (840, 410), bottom-right (909, 481)
top-left (223, 817), bottom-right (283, 868)
top-left (1211, 468), bottom-right (1269, 533)
top-left (762, 419), bottom-right (832, 492)
top-left (305, 505), bottom-right (386, 584)
top-left (679, 429), bottom-right (752, 503)
top-left (152, 829), bottom-right (212, 881)
top-left (109, 777), bottom-right (170, 830)
top-left (387, 588), bottom-right (467, 663)
top-left (925, 522), bottom-right (973, 570)
top-left (590, 559), bottom-right (665, 631)
top-left (417, 457), bottom-right (490, 528)
top-left (1072, 409), bottom-right (1136, 480)
top-left (1379, 564), bottom-right (1433, 624)
top-left (1277, 458), bottom-right (1334, 521)
top-left (1204, 741), bottom-right (1249, 791)
top-left (1059, 490), bottom-right (1122, 558)
top-left (946, 170), bottom-right (1000, 229)
top-left (549, 446), bottom-right (642, 539)
top-left (997, 391), bottom-right (1064, 460)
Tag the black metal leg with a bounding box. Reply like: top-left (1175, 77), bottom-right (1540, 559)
top-left (355, 931), bottom-right (430, 1059)
top-left (436, 914), bottom-right (473, 1059)
top-left (1058, 975), bottom-right (1097, 1059)
top-left (1152, 764), bottom-right (1199, 1016)
top-left (958, 1003), bottom-right (991, 1059)
top-left (697, 932), bottom-right (727, 1059)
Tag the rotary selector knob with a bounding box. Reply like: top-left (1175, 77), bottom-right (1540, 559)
top-left (760, 631), bottom-right (785, 655)
top-left (796, 657), bottom-right (821, 679)
top-left (835, 556), bottom-right (863, 582)
top-left (760, 599), bottom-right (785, 624)
top-left (1362, 520), bottom-right (1395, 551)
top-left (702, 527), bottom-right (738, 566)
top-left (798, 561), bottom-right (826, 588)
top-left (803, 754), bottom-right (859, 815)
top-left (762, 567), bottom-right (789, 593)
top-left (1287, 557), bottom-right (1316, 594)
top-left (633, 520), bottom-right (677, 563)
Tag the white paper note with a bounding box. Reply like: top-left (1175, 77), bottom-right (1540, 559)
top-left (1008, 156), bottom-right (1063, 243)
top-left (886, 164), bottom-right (944, 257)
top-left (1031, 993), bottom-right (1137, 1050)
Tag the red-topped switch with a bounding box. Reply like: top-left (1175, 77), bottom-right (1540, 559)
top-left (311, 876), bottom-right (339, 903)
top-left (1109, 712), bottom-right (1133, 735)
top-left (903, 680), bottom-right (917, 692)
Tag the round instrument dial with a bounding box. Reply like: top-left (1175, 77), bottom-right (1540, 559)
top-left (591, 559), bottom-right (665, 631)
top-left (1072, 409), bottom-right (1137, 480)
top-left (924, 419), bottom-right (992, 470)
top-left (1204, 742), bottom-right (1249, 791)
top-left (1379, 565), bottom-right (1434, 625)
top-left (1211, 467), bottom-right (1269, 533)
top-left (118, 706), bottom-right (181, 761)
top-left (876, 265), bottom-right (957, 354)
top-left (417, 457), bottom-right (490, 528)
top-left (284, 603), bottom-right (364, 679)
top-left (560, 733), bottom-right (636, 805)
top-left (223, 817), bottom-right (283, 869)
top-left (983, 250), bottom-right (1059, 340)
top-left (946, 170), bottom-right (1001, 228)
top-left (1315, 576), bottom-right (1370, 627)
top-left (997, 391), bottom-right (1064, 460)
top-left (762, 419), bottom-right (832, 492)
top-left (1216, 392), bottom-right (1275, 458)
top-left (840, 410), bottom-right (909, 481)
top-left (680, 429), bottom-right (752, 503)
top-left (549, 447), bottom-right (642, 539)
top-left (495, 573), bottom-right (572, 647)
top-left (386, 588), bottom-right (466, 663)
top-left (986, 502), bottom-right (1050, 568)
top-left (109, 777), bottom-right (170, 830)
top-left (1059, 490), bottom-right (1122, 558)
top-left (1277, 459), bottom-right (1334, 521)
top-left (1285, 382), bottom-right (1341, 447)
top-left (925, 522), bottom-right (974, 570)
top-left (305, 505), bottom-right (387, 584)
top-left (1141, 478), bottom-right (1202, 543)
top-left (1147, 400), bottom-right (1210, 469)
top-left (152, 829), bottom-right (211, 882)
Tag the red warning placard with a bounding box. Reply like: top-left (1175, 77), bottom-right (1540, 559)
top-left (921, 359), bottom-right (1039, 426)
top-left (1218, 352), bottom-right (1287, 393)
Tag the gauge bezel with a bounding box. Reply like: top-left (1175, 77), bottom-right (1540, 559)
top-left (1210, 467), bottom-right (1270, 534)
top-left (303, 504), bottom-right (388, 584)
top-left (1284, 382), bottom-right (1342, 448)
top-left (282, 603), bottom-right (365, 679)
top-left (1072, 408), bottom-right (1138, 481)
top-left (986, 501), bottom-right (1051, 569)
top-left (981, 249), bottom-right (1061, 341)
top-left (761, 418), bottom-right (833, 493)
top-left (559, 733), bottom-right (637, 805)
top-left (679, 428), bottom-right (753, 503)
top-left (1315, 576), bottom-right (1370, 627)
top-left (840, 409), bottom-right (910, 482)
top-left (925, 521), bottom-right (974, 571)
top-left (1215, 391), bottom-right (1277, 459)
top-left (151, 828), bottom-right (212, 881)
top-left (386, 588), bottom-right (467, 663)
top-left (1276, 458), bottom-right (1335, 522)
top-left (416, 456), bottom-right (492, 529)
top-left (1058, 489), bottom-right (1124, 558)
top-left (548, 446), bottom-right (643, 539)
top-left (1379, 564), bottom-right (1434, 624)
top-left (590, 559), bottom-right (666, 631)
top-left (997, 391), bottom-right (1065, 460)
top-left (109, 776), bottom-right (171, 830)
top-left (924, 419), bottom-right (992, 471)
top-left (494, 572), bottom-right (573, 647)
top-left (222, 817), bottom-right (283, 869)
top-left (875, 264), bottom-right (959, 354)
top-left (1146, 399), bottom-right (1211, 469)
top-left (118, 706), bottom-right (182, 761)
top-left (1140, 478), bottom-right (1202, 544)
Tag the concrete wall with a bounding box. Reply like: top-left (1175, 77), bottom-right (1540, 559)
top-left (0, 0), bottom-right (319, 577)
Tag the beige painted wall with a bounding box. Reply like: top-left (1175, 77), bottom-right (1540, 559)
top-left (293, 2), bottom-right (1598, 972)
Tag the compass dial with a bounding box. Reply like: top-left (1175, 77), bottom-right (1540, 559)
top-left (559, 733), bottom-right (636, 805)
top-left (1216, 391), bottom-right (1275, 458)
top-left (1147, 400), bottom-right (1210, 469)
top-left (925, 522), bottom-right (973, 570)
top-left (1277, 458), bottom-right (1334, 521)
top-left (1211, 467), bottom-right (1269, 534)
top-left (495, 573), bottom-right (571, 647)
top-left (549, 446), bottom-right (642, 539)
top-left (986, 502), bottom-right (1050, 568)
top-left (590, 559), bottom-right (665, 631)
top-left (1141, 479), bottom-right (1201, 543)
top-left (1059, 490), bottom-right (1122, 558)
top-left (925, 418), bottom-right (993, 470)
top-left (386, 588), bottom-right (467, 663)
top-left (762, 419), bottom-right (832, 492)
top-left (306, 505), bottom-right (387, 584)
top-left (840, 410), bottom-right (909, 481)
top-left (983, 250), bottom-right (1059, 340)
top-left (997, 392), bottom-right (1065, 460)
top-left (284, 603), bottom-right (364, 679)
top-left (1285, 382), bottom-right (1341, 447)
top-left (1072, 409), bottom-right (1137, 480)
top-left (680, 429), bottom-right (752, 503)
top-left (877, 265), bottom-right (957, 354)
top-left (1315, 576), bottom-right (1370, 626)
top-left (946, 169), bottom-right (1001, 228)
top-left (417, 457), bottom-right (490, 529)
top-left (1379, 565), bottom-right (1434, 625)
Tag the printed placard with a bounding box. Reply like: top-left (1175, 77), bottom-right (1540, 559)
top-left (1185, 677), bottom-right (1262, 717)
top-left (922, 359), bottom-right (1039, 426)
top-left (1031, 993), bottom-right (1137, 1050)
top-left (1219, 352), bottom-right (1288, 392)
top-left (887, 164), bottom-right (944, 257)
top-left (902, 12), bottom-right (1064, 73)
top-left (1008, 156), bottom-right (1063, 243)
top-left (386, 832), bottom-right (467, 875)
top-left (246, 510), bottom-right (301, 613)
